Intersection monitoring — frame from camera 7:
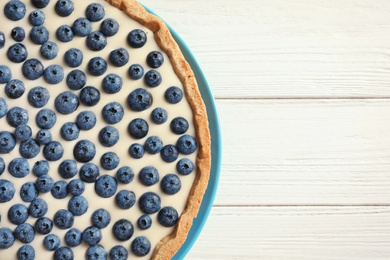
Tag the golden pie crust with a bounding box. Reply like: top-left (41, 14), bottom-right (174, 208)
top-left (105, 0), bottom-right (211, 259)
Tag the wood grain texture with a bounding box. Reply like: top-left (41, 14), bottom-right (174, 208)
top-left (187, 206), bottom-right (390, 259)
top-left (216, 99), bottom-right (390, 205)
top-left (136, 1), bottom-right (390, 259)
top-left (140, 0), bottom-right (390, 99)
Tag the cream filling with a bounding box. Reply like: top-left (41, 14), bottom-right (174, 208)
top-left (0, 0), bottom-right (196, 259)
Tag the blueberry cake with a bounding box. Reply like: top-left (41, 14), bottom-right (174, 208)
top-left (0, 0), bottom-right (211, 259)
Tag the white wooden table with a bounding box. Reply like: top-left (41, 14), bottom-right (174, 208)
top-left (140, 1), bottom-right (390, 259)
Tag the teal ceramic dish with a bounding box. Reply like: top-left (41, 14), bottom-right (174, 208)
top-left (143, 5), bottom-right (222, 259)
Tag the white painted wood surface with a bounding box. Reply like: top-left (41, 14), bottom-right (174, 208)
top-left (139, 0), bottom-right (390, 259)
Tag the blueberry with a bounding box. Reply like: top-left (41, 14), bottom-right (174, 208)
top-left (176, 158), bottom-right (194, 175)
top-left (0, 98), bottom-right (7, 118)
top-left (88, 57), bottom-right (107, 76)
top-left (17, 245), bottom-right (35, 260)
top-left (36, 108), bottom-right (57, 129)
top-left (35, 175), bottom-right (54, 193)
top-left (129, 143), bottom-right (144, 159)
top-left (86, 245), bottom-right (107, 260)
top-left (109, 245), bottom-right (128, 260)
top-left (146, 51), bottom-right (164, 68)
top-left (28, 198), bottom-right (48, 218)
top-left (80, 86), bottom-right (100, 106)
top-left (158, 206), bottom-right (179, 227)
top-left (0, 32), bottom-right (4, 49)
top-left (44, 234), bottom-right (60, 251)
top-left (137, 215), bottom-right (152, 230)
top-left (35, 217), bottom-right (53, 234)
top-left (144, 136), bottom-right (163, 154)
top-left (64, 228), bottom-right (82, 247)
top-left (100, 152), bottom-right (119, 170)
top-left (32, 0), bottom-right (50, 9)
top-left (28, 86), bottom-right (50, 108)
top-left (73, 140), bottom-right (96, 162)
top-left (165, 87), bottom-right (183, 105)
top-left (60, 122), bottom-right (80, 141)
top-left (0, 131), bottom-right (16, 153)
top-left (22, 59), bottom-right (44, 80)
top-left (127, 29), bottom-right (147, 48)
top-left (109, 48), bottom-right (129, 67)
top-left (0, 65), bottom-right (12, 84)
top-left (116, 166), bottom-right (134, 184)
top-left (115, 190), bottom-right (136, 209)
top-left (53, 209), bottom-right (74, 229)
top-left (4, 1), bottom-right (26, 21)
top-left (11, 27), bottom-right (25, 42)
top-left (51, 180), bottom-right (68, 199)
top-left (58, 160), bottom-right (78, 179)
top-left (54, 247), bottom-right (74, 260)
top-left (86, 31), bottom-right (107, 51)
top-left (102, 102), bottom-right (124, 124)
top-left (14, 223), bottom-right (35, 243)
top-left (0, 158), bottom-right (4, 175)
top-left (67, 179), bottom-right (85, 196)
top-left (29, 10), bottom-right (45, 26)
top-left (131, 236), bottom-right (151, 256)
top-left (8, 204), bottom-right (28, 225)
top-left (85, 3), bottom-right (105, 22)
top-left (79, 163), bottom-right (100, 183)
top-left (30, 25), bottom-right (49, 44)
top-left (55, 0), bottom-right (74, 17)
top-left (94, 175), bottom-right (117, 198)
top-left (138, 192), bottom-right (161, 214)
top-left (9, 158), bottom-right (29, 178)
top-left (161, 174), bottom-right (181, 195)
top-left (128, 118), bottom-right (148, 139)
top-left (7, 43), bottom-right (28, 63)
top-left (128, 64), bottom-right (144, 80)
top-left (127, 88), bottom-right (152, 111)
top-left (144, 69), bottom-right (162, 87)
top-left (19, 139), bottom-right (41, 159)
top-left (40, 41), bottom-right (59, 60)
top-left (112, 219), bottom-right (133, 241)
top-left (56, 25), bottom-right (74, 42)
top-left (76, 111), bottom-right (96, 130)
top-left (64, 48), bottom-right (83, 68)
top-left (102, 73), bottom-right (122, 94)
top-left (98, 126), bottom-right (119, 147)
top-left (43, 141), bottom-right (64, 161)
top-left (55, 91), bottom-right (79, 114)
top-left (15, 124), bottom-right (32, 142)
top-left (82, 226), bottom-right (101, 245)
top-left (36, 129), bottom-right (52, 145)
top-left (44, 64), bottom-right (64, 84)
top-left (4, 80), bottom-right (24, 100)
top-left (73, 18), bottom-right (92, 37)
top-left (139, 166), bottom-right (159, 186)
top-left (67, 69), bottom-right (87, 90)
top-left (91, 208), bottom-right (111, 229)
top-left (0, 228), bottom-right (14, 248)
top-left (6, 107), bottom-right (29, 127)
top-left (32, 160), bottom-right (49, 176)
top-left (20, 182), bottom-right (38, 202)
top-left (177, 134), bottom-right (198, 155)
top-left (0, 180), bottom-right (15, 202)
top-left (101, 18), bottom-right (119, 36)
top-left (68, 195), bottom-right (88, 216)
top-left (160, 145), bottom-right (179, 163)
top-left (170, 117), bottom-right (189, 134)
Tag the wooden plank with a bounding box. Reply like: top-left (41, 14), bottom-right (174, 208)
top-left (140, 0), bottom-right (390, 99)
top-left (187, 206), bottom-right (390, 259)
top-left (214, 99), bottom-right (390, 205)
